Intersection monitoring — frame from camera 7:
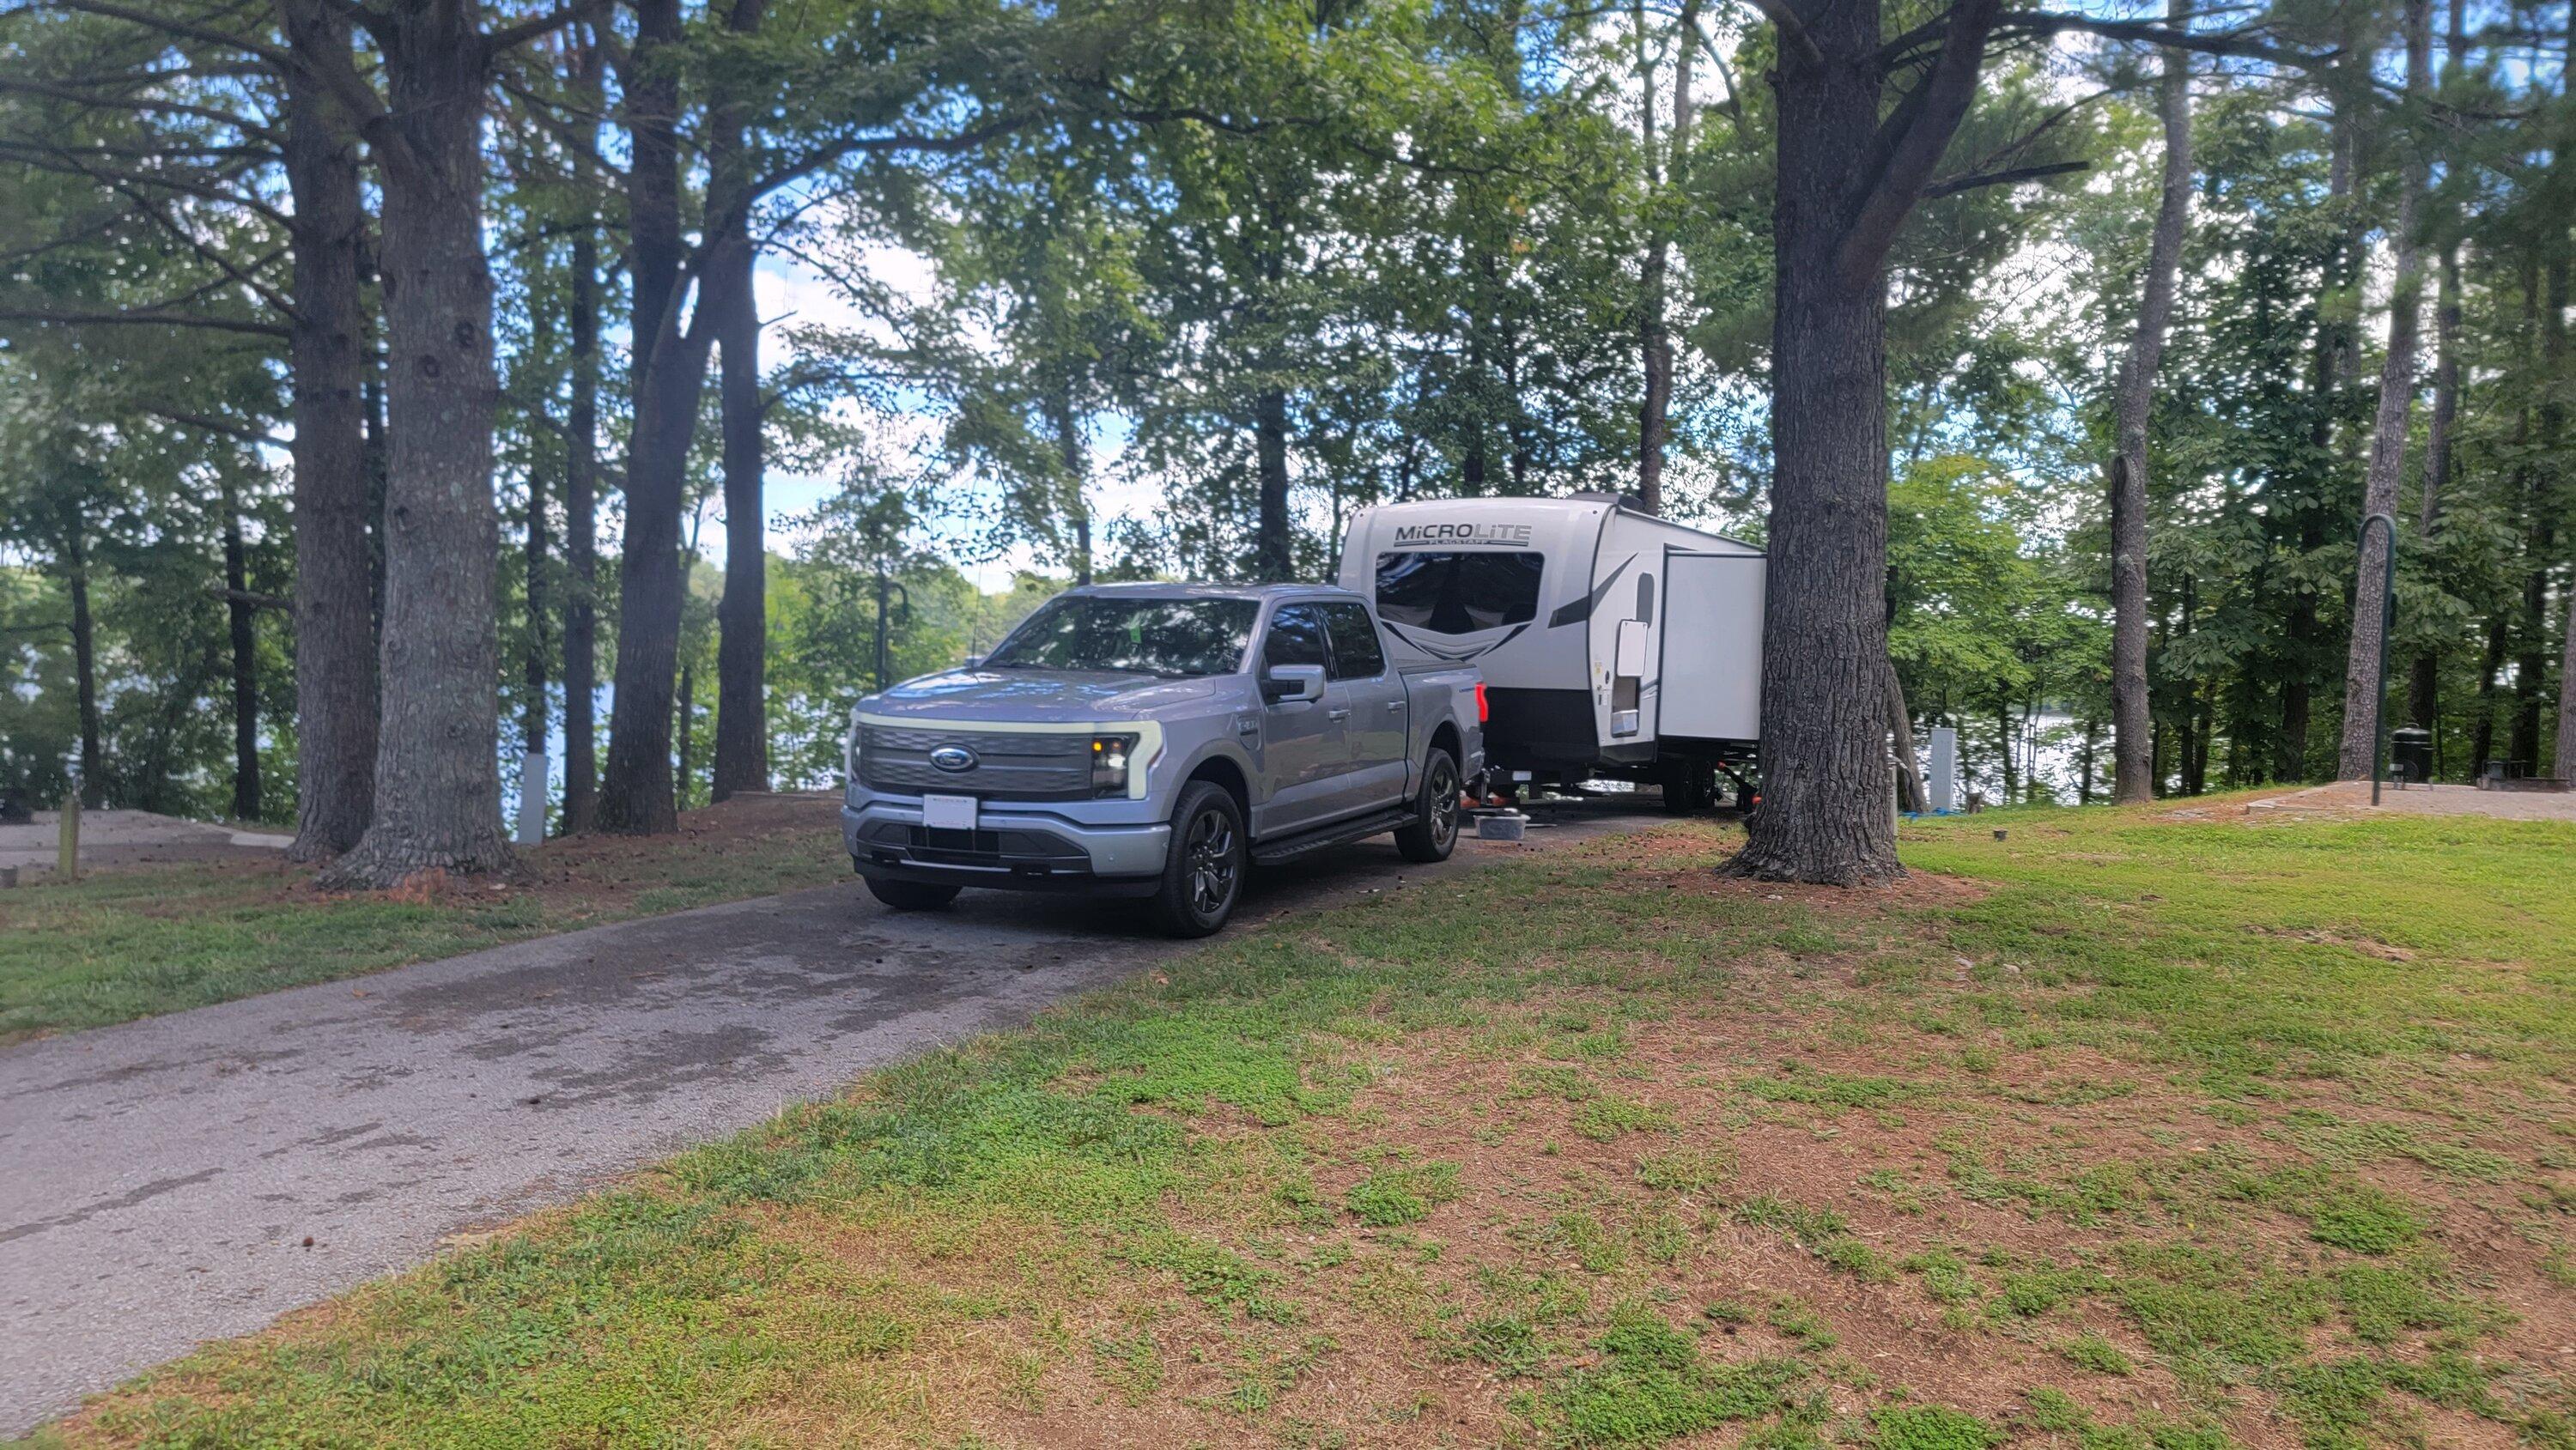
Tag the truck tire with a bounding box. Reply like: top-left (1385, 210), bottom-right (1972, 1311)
top-left (1394, 747), bottom-right (1462, 863)
top-left (1152, 781), bottom-right (1246, 937)
top-left (865, 876), bottom-right (962, 911)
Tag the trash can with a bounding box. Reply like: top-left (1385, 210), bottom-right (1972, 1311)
top-left (2391, 727), bottom-right (2433, 785)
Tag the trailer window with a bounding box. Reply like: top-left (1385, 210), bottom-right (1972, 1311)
top-left (1373, 551), bottom-right (1545, 635)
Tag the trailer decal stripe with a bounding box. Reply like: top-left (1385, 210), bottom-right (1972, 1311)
top-left (1546, 554), bottom-right (1632, 628)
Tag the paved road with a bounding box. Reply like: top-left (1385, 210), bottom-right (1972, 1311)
top-left (0, 805), bottom-right (1646, 1435)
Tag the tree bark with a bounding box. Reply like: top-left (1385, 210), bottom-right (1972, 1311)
top-left (2556, 584), bottom-right (2576, 785)
top-left (2470, 614), bottom-right (2505, 773)
top-left (2513, 257), bottom-right (2565, 770)
top-left (598, 0), bottom-right (754, 831)
top-left (562, 225), bottom-right (601, 832)
top-left (709, 0), bottom-right (771, 804)
top-left (222, 477), bottom-right (261, 821)
top-left (280, 0), bottom-right (378, 858)
top-left (710, 229), bottom-right (768, 801)
top-left (1254, 388), bottom-right (1293, 579)
top-left (2335, 0), bottom-right (2431, 780)
top-left (316, 0), bottom-right (515, 889)
top-left (1635, 0), bottom-right (1699, 515)
top-left (522, 384), bottom-right (550, 769)
top-left (1725, 0), bottom-right (1999, 883)
top-left (2109, 0), bottom-right (2192, 804)
top-left (64, 518), bottom-right (102, 802)
top-left (2408, 0), bottom-right (2468, 737)
top-left (1886, 659), bottom-right (1926, 813)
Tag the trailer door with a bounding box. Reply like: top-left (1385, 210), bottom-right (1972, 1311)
top-left (1658, 551), bottom-right (1765, 743)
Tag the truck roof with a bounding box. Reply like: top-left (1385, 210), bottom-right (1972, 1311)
top-left (1066, 581), bottom-right (1359, 603)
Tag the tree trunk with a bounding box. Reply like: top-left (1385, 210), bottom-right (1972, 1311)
top-left (2109, 0), bottom-right (2191, 804)
top-left (222, 478), bottom-right (261, 821)
top-left (2409, 0), bottom-right (2464, 731)
top-left (2471, 615), bottom-right (2506, 773)
top-left (676, 659), bottom-right (696, 812)
top-left (1885, 660), bottom-right (1926, 814)
top-left (1634, 0), bottom-right (1698, 515)
top-left (64, 519), bottom-right (102, 802)
top-left (598, 0), bottom-right (747, 832)
top-left (317, 1), bottom-right (514, 889)
top-left (1254, 388), bottom-right (1292, 579)
top-left (522, 397), bottom-right (550, 768)
top-left (562, 226), bottom-right (601, 832)
top-left (1727, 0), bottom-right (1997, 882)
top-left (1048, 389), bottom-right (1094, 585)
top-left (2518, 255), bottom-right (2566, 767)
top-left (709, 0), bottom-right (770, 804)
top-left (2335, 0), bottom-right (2431, 780)
top-left (280, 0), bottom-right (378, 858)
top-left (2555, 585), bottom-right (2576, 785)
top-left (709, 233), bottom-right (767, 802)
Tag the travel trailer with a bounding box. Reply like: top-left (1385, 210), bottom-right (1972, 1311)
top-left (1336, 495), bottom-right (1766, 810)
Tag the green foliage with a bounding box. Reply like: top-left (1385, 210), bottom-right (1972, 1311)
top-left (1344, 1161), bottom-right (1463, 1228)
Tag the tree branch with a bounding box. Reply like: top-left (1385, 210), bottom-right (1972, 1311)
top-left (1736, 0), bottom-right (1823, 69)
top-left (0, 304), bottom-right (287, 337)
top-left (1994, 10), bottom-right (2321, 66)
top-left (1835, 0), bottom-right (2005, 285)
top-left (1922, 158), bottom-right (2090, 197)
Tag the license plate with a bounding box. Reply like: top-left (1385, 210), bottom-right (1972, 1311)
top-left (921, 793), bottom-right (977, 831)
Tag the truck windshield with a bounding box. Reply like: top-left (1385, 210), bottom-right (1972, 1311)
top-left (1375, 551), bottom-right (1546, 634)
top-left (984, 597), bottom-right (1260, 677)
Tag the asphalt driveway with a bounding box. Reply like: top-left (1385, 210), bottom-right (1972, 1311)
top-left (0, 804), bottom-right (1649, 1435)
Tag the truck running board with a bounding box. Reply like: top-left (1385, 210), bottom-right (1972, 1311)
top-left (1250, 804), bottom-right (1418, 866)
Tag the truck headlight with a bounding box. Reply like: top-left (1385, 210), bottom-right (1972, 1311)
top-left (844, 713), bottom-right (864, 786)
top-left (1091, 734), bottom-right (1137, 796)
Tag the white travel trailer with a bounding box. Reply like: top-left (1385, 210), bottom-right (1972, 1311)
top-left (1337, 494), bottom-right (1766, 808)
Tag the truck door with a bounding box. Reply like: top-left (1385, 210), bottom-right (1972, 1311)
top-left (1255, 604), bottom-right (1349, 835)
top-left (1322, 600), bottom-right (1408, 809)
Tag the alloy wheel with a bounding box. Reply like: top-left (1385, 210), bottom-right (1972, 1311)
top-left (1186, 808), bottom-right (1238, 916)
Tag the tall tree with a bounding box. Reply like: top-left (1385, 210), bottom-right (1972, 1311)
top-left (2336, 0), bottom-right (2433, 780)
top-left (710, 0), bottom-right (771, 804)
top-left (313, 0), bottom-right (575, 887)
top-left (2109, 0), bottom-right (2194, 804)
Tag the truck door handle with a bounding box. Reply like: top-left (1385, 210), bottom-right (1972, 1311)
top-left (1327, 707), bottom-right (1351, 721)
top-left (1385, 701), bottom-right (1406, 712)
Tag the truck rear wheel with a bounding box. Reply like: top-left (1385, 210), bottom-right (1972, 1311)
top-left (1394, 748), bottom-right (1461, 863)
top-left (1152, 781), bottom-right (1245, 937)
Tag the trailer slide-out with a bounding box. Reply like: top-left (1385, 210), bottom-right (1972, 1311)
top-left (1335, 493), bottom-right (1765, 810)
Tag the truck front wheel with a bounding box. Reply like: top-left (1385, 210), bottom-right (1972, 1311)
top-left (1394, 748), bottom-right (1461, 863)
top-left (1152, 781), bottom-right (1246, 937)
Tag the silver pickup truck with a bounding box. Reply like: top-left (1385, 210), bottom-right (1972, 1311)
top-left (841, 583), bottom-right (1486, 936)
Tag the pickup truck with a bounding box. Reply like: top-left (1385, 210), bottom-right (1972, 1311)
top-left (841, 582), bottom-right (1486, 936)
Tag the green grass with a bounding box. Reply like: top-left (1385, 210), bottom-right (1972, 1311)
top-left (25, 798), bottom-right (2576, 1447)
top-left (0, 809), bottom-right (848, 1040)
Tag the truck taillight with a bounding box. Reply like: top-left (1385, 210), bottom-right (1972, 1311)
top-left (1474, 683), bottom-right (1490, 724)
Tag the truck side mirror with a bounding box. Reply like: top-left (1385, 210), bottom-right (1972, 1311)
top-left (1261, 663), bottom-right (1325, 704)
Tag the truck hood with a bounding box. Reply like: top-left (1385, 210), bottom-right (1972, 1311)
top-left (858, 669), bottom-right (1225, 724)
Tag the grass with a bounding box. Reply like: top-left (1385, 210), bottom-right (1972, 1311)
top-left (0, 796), bottom-right (849, 1040)
top-left (22, 793), bottom-right (2576, 1448)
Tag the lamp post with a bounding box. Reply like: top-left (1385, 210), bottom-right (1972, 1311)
top-left (2360, 512), bottom-right (2397, 807)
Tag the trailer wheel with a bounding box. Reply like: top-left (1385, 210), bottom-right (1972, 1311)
top-left (1394, 748), bottom-right (1461, 863)
top-left (1659, 761), bottom-right (1717, 815)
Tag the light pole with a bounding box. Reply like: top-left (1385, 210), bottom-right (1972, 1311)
top-left (2360, 512), bottom-right (2397, 806)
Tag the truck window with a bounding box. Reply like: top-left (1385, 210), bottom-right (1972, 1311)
top-left (1373, 551), bottom-right (1545, 634)
top-left (1261, 604), bottom-right (1331, 672)
top-left (1320, 603), bottom-right (1387, 679)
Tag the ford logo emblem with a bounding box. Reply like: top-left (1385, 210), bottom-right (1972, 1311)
top-left (928, 744), bottom-right (977, 773)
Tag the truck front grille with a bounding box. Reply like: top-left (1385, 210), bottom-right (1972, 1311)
top-left (858, 725), bottom-right (1095, 800)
